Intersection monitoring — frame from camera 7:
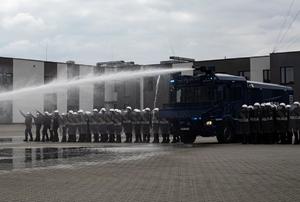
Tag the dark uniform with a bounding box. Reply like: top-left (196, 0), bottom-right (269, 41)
top-left (265, 103), bottom-right (274, 144)
top-left (20, 111), bottom-right (33, 142)
top-left (271, 104), bottom-right (279, 143)
top-left (113, 110), bottom-right (123, 143)
top-left (237, 105), bottom-right (250, 144)
top-left (42, 112), bottom-right (51, 142)
top-left (52, 111), bottom-right (60, 142)
top-left (249, 104), bottom-right (260, 144)
top-left (33, 112), bottom-right (43, 142)
top-left (160, 118), bottom-right (170, 143)
top-left (260, 104), bottom-right (268, 144)
top-left (67, 112), bottom-right (77, 142)
top-left (285, 105), bottom-right (292, 144)
top-left (276, 103), bottom-right (288, 144)
top-left (133, 109), bottom-right (142, 143)
top-left (78, 111), bottom-right (88, 142)
top-left (293, 102), bottom-right (300, 144)
top-left (98, 109), bottom-right (109, 143)
top-left (90, 109), bottom-right (100, 142)
top-left (122, 107), bottom-right (133, 143)
top-left (152, 109), bottom-right (160, 143)
top-left (107, 110), bottom-right (115, 143)
top-left (60, 113), bottom-right (68, 142)
top-left (141, 109), bottom-right (151, 143)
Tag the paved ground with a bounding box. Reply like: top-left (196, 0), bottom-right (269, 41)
top-left (0, 125), bottom-right (299, 202)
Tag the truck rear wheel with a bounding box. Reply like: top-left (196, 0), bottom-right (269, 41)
top-left (181, 132), bottom-right (196, 144)
top-left (217, 125), bottom-right (234, 144)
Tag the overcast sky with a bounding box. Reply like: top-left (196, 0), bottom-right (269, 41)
top-left (0, 0), bottom-right (299, 65)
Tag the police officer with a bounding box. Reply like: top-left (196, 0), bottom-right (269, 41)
top-left (237, 104), bottom-right (250, 144)
top-left (291, 101), bottom-right (300, 144)
top-left (113, 109), bottom-right (123, 143)
top-left (41, 111), bottom-right (51, 142)
top-left (99, 108), bottom-right (109, 143)
top-left (248, 105), bottom-right (255, 144)
top-left (133, 109), bottom-right (142, 143)
top-left (52, 110), bottom-right (60, 142)
top-left (142, 108), bottom-right (151, 143)
top-left (160, 118), bottom-right (170, 143)
top-left (19, 110), bottom-right (34, 142)
top-left (90, 109), bottom-right (100, 142)
top-left (67, 111), bottom-right (77, 142)
top-left (60, 113), bottom-right (68, 142)
top-left (76, 110), bottom-right (84, 142)
top-left (122, 106), bottom-right (133, 143)
top-left (152, 108), bottom-right (160, 143)
top-left (32, 112), bottom-right (43, 142)
top-left (264, 103), bottom-right (274, 144)
top-left (286, 104), bottom-right (292, 144)
top-left (85, 111), bottom-right (92, 142)
top-left (260, 103), bottom-right (268, 144)
top-left (277, 103), bottom-right (288, 144)
top-left (107, 109), bottom-right (115, 143)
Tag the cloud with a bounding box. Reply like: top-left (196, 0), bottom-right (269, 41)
top-left (0, 0), bottom-right (299, 64)
top-left (1, 13), bottom-right (46, 31)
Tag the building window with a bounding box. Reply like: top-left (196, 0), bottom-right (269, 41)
top-left (238, 71), bottom-right (250, 80)
top-left (144, 77), bottom-right (154, 91)
top-left (44, 62), bottom-right (57, 84)
top-left (280, 66), bottom-right (294, 84)
top-left (263, 70), bottom-right (271, 83)
top-left (44, 93), bottom-right (57, 112)
top-left (67, 64), bottom-right (80, 111)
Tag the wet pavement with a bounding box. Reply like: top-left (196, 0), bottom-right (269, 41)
top-left (0, 137), bottom-right (173, 173)
top-left (0, 125), bottom-right (299, 202)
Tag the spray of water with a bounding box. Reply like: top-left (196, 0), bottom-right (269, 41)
top-left (0, 67), bottom-right (192, 101)
top-left (153, 75), bottom-right (161, 109)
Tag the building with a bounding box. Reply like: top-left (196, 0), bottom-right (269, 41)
top-left (0, 50), bottom-right (299, 123)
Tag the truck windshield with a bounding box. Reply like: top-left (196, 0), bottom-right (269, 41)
top-left (173, 85), bottom-right (216, 104)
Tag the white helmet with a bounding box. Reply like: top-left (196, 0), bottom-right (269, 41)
top-left (286, 105), bottom-right (291, 109)
top-left (126, 106), bottom-right (132, 111)
top-left (279, 103), bottom-right (286, 107)
top-left (242, 104), bottom-right (247, 108)
top-left (144, 108), bottom-right (151, 112)
top-left (261, 103), bottom-right (266, 107)
top-left (78, 109), bottom-right (84, 113)
top-left (134, 109), bottom-right (140, 113)
top-left (93, 108), bottom-right (98, 112)
top-left (100, 108), bottom-right (106, 112)
top-left (26, 112), bottom-right (31, 115)
top-left (109, 109), bottom-right (115, 112)
top-left (61, 113), bottom-right (66, 116)
top-left (254, 103), bottom-right (260, 107)
top-left (293, 101), bottom-right (300, 106)
top-left (68, 110), bottom-right (73, 114)
top-left (54, 110), bottom-right (59, 114)
top-left (85, 111), bottom-right (91, 114)
top-left (153, 108), bottom-right (159, 111)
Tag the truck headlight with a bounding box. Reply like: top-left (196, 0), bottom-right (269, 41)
top-left (206, 121), bottom-right (213, 126)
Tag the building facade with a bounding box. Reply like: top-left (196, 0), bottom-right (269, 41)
top-left (0, 50), bottom-right (299, 123)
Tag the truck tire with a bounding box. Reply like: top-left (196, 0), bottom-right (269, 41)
top-left (181, 132), bottom-right (196, 144)
top-left (217, 125), bottom-right (234, 144)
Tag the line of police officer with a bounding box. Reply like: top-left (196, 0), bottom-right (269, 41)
top-left (20, 106), bottom-right (173, 144)
top-left (236, 102), bottom-right (300, 144)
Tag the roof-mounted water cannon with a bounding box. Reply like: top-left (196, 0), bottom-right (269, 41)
top-left (169, 56), bottom-right (195, 63)
top-left (192, 63), bottom-right (215, 76)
